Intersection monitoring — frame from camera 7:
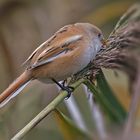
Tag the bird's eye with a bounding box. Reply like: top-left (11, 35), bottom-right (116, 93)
top-left (98, 33), bottom-right (101, 38)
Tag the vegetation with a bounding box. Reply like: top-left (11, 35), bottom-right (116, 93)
top-left (0, 0), bottom-right (139, 140)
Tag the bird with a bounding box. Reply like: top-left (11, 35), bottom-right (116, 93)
top-left (0, 23), bottom-right (106, 108)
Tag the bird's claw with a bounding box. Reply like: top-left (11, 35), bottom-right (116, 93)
top-left (63, 86), bottom-right (74, 100)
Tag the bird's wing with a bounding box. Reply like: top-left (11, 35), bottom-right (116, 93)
top-left (31, 34), bottom-right (82, 68)
top-left (23, 35), bottom-right (56, 66)
top-left (23, 25), bottom-right (70, 66)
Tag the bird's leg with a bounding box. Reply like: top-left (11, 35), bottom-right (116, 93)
top-left (62, 79), bottom-right (67, 87)
top-left (51, 78), bottom-right (74, 99)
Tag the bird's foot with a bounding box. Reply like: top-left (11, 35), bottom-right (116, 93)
top-left (51, 78), bottom-right (74, 99)
top-left (62, 86), bottom-right (74, 99)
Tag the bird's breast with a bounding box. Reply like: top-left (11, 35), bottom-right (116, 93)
top-left (32, 39), bottom-right (101, 83)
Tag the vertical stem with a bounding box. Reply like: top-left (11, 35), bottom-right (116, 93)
top-left (123, 65), bottom-right (140, 138)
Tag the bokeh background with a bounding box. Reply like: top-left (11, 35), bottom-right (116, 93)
top-left (0, 0), bottom-right (139, 139)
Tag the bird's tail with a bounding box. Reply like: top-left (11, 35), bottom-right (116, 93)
top-left (0, 71), bottom-right (32, 108)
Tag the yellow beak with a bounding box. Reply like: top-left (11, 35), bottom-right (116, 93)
top-left (101, 39), bottom-right (107, 47)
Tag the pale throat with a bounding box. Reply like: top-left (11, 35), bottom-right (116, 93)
top-left (90, 37), bottom-right (102, 59)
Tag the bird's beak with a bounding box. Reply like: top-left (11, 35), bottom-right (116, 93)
top-left (101, 39), bottom-right (107, 47)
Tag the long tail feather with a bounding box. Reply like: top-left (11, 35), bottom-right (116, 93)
top-left (0, 71), bottom-right (32, 108)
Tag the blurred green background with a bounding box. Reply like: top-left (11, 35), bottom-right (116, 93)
top-left (0, 0), bottom-right (139, 139)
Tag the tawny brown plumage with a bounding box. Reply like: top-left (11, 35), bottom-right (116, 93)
top-left (0, 23), bottom-right (105, 107)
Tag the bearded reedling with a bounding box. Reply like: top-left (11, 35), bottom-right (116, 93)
top-left (0, 23), bottom-right (106, 108)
